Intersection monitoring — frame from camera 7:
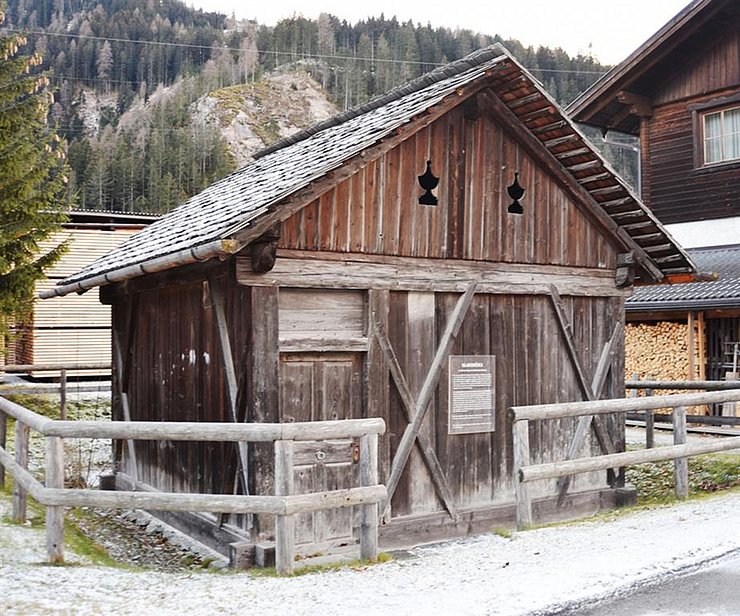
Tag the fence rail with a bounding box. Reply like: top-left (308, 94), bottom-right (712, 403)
top-left (1, 362), bottom-right (113, 419)
top-left (0, 395), bottom-right (386, 575)
top-left (509, 388), bottom-right (740, 530)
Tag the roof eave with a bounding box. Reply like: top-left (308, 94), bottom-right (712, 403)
top-left (567, 0), bottom-right (713, 126)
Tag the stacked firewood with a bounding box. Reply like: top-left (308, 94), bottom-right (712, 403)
top-left (625, 321), bottom-right (690, 383)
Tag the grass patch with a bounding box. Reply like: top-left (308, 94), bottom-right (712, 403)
top-left (627, 452), bottom-right (740, 505)
top-left (492, 527), bottom-right (513, 539)
top-left (62, 508), bottom-right (121, 568)
top-left (250, 553), bottom-right (393, 578)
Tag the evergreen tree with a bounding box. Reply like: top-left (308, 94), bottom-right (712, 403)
top-left (0, 7), bottom-right (70, 347)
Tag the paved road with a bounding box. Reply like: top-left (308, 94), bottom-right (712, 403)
top-left (567, 551), bottom-right (740, 615)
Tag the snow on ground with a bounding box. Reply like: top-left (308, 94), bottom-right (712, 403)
top-left (2, 492), bottom-right (739, 616)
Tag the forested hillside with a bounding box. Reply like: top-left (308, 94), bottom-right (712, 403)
top-left (4, 0), bottom-right (636, 214)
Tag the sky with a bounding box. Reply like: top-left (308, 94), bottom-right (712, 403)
top-left (187, 0), bottom-right (691, 66)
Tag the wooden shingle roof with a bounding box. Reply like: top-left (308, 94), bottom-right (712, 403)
top-left (44, 44), bottom-right (694, 298)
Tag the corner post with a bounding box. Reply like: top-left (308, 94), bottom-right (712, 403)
top-left (274, 439), bottom-right (294, 575)
top-left (12, 420), bottom-right (29, 522)
top-left (45, 436), bottom-right (65, 563)
top-left (512, 418), bottom-right (533, 530)
top-left (673, 406), bottom-right (688, 499)
top-left (359, 433), bottom-right (379, 561)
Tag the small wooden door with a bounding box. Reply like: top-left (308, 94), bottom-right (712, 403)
top-left (279, 352), bottom-right (364, 549)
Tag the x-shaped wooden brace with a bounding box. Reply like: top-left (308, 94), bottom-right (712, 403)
top-left (547, 285), bottom-right (622, 502)
top-left (376, 282), bottom-right (478, 522)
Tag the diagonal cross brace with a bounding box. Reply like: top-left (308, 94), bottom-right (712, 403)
top-left (382, 282), bottom-right (478, 519)
top-left (209, 278), bottom-right (251, 501)
top-left (372, 316), bottom-right (459, 521)
top-left (547, 286), bottom-right (618, 488)
top-left (556, 320), bottom-right (623, 502)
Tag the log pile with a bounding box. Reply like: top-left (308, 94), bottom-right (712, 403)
top-left (625, 321), bottom-right (691, 401)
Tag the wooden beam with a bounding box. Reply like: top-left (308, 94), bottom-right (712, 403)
top-left (359, 433), bottom-right (379, 561)
top-left (382, 282), bottom-right (477, 517)
top-left (45, 436), bottom-right (65, 564)
top-left (520, 436), bottom-right (740, 483)
top-left (274, 439), bottom-right (295, 575)
top-left (371, 315), bottom-right (459, 520)
top-left (237, 251), bottom-right (627, 299)
top-left (673, 406), bottom-right (688, 499)
top-left (617, 91), bottom-right (653, 118)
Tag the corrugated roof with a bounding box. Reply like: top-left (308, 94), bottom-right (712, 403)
top-left (627, 244), bottom-right (740, 310)
top-left (48, 44), bottom-right (695, 297)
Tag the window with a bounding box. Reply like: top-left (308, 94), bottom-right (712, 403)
top-left (702, 105), bottom-right (740, 165)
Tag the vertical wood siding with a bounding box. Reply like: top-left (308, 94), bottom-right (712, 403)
top-left (112, 268), bottom-right (250, 498)
top-left (653, 29), bottom-right (739, 106)
top-left (278, 98), bottom-right (617, 270)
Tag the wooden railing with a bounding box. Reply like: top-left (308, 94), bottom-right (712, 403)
top-left (509, 389), bottom-right (740, 530)
top-left (0, 395), bottom-right (386, 575)
top-left (0, 363), bottom-right (112, 419)
top-left (625, 377), bottom-right (740, 447)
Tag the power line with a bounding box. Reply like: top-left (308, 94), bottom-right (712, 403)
top-left (2, 27), bottom-right (608, 75)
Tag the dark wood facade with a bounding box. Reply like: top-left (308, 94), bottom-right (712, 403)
top-left (103, 82), bottom-right (634, 554)
top-left (568, 0), bottom-right (740, 224)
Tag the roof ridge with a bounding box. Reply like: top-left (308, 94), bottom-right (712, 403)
top-left (253, 43), bottom-right (508, 160)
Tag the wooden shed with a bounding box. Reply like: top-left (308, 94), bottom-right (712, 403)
top-left (43, 45), bottom-right (696, 557)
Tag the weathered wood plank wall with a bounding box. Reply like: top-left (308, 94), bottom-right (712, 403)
top-left (278, 98), bottom-right (617, 270)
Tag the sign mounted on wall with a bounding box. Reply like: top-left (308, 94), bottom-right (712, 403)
top-left (448, 355), bottom-right (496, 434)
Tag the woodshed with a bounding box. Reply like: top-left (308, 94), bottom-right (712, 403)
top-left (43, 45), bottom-right (696, 558)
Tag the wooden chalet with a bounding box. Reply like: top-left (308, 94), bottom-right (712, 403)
top-left (43, 45), bottom-right (696, 557)
top-left (568, 0), bottom-right (740, 226)
top-left (568, 0), bottom-right (739, 403)
top-left (11, 211), bottom-right (156, 377)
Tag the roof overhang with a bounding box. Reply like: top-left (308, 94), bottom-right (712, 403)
top-left (567, 0), bottom-right (739, 133)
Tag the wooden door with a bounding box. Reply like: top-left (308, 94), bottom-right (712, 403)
top-left (279, 352), bottom-right (364, 549)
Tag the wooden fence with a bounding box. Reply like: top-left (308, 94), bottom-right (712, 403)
top-left (625, 377), bottom-right (740, 447)
top-left (0, 395), bottom-right (386, 575)
top-left (0, 363), bottom-right (112, 419)
top-left (509, 389), bottom-right (740, 530)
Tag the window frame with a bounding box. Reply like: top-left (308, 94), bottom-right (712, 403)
top-left (691, 94), bottom-right (740, 170)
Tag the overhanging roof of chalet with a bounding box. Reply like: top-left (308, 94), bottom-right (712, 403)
top-left (42, 44), bottom-right (695, 299)
top-left (627, 244), bottom-right (740, 311)
top-left (567, 0), bottom-right (740, 134)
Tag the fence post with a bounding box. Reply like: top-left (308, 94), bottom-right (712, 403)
top-left (645, 375), bottom-right (655, 449)
top-left (59, 369), bottom-right (67, 420)
top-left (359, 433), bottom-right (379, 561)
top-left (274, 439), bottom-right (294, 575)
top-left (673, 406), bottom-right (689, 499)
top-left (45, 436), bottom-right (65, 563)
top-left (512, 419), bottom-right (533, 530)
top-left (0, 410), bottom-right (6, 489)
top-left (12, 420), bottom-right (29, 522)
